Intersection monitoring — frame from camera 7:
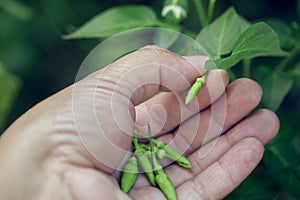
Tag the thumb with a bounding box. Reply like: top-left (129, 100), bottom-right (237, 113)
top-left (73, 45), bottom-right (207, 173)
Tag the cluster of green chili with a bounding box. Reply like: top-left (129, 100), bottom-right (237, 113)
top-left (120, 126), bottom-right (192, 200)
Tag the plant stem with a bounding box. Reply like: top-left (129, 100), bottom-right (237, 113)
top-left (207, 0), bottom-right (216, 24)
top-left (275, 42), bottom-right (300, 72)
top-left (228, 69), bottom-right (237, 81)
top-left (193, 0), bottom-right (207, 27)
top-left (242, 59), bottom-right (251, 78)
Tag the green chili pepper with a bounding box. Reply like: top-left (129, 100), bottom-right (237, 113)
top-left (185, 75), bottom-right (206, 105)
top-left (155, 172), bottom-right (178, 200)
top-left (152, 156), bottom-right (178, 200)
top-left (151, 139), bottom-right (192, 169)
top-left (132, 136), bottom-right (157, 186)
top-left (175, 155), bottom-right (192, 168)
top-left (120, 156), bottom-right (138, 193)
top-left (147, 124), bottom-right (178, 200)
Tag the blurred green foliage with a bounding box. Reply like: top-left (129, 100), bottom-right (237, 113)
top-left (0, 0), bottom-right (300, 199)
top-left (0, 62), bottom-right (21, 130)
top-left (0, 0), bottom-right (124, 132)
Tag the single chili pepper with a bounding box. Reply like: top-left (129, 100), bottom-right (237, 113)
top-left (132, 135), bottom-right (157, 186)
top-left (185, 75), bottom-right (206, 105)
top-left (148, 124), bottom-right (178, 200)
top-left (151, 139), bottom-right (192, 169)
top-left (153, 161), bottom-right (178, 200)
top-left (120, 156), bottom-right (138, 193)
top-left (155, 172), bottom-right (178, 200)
top-left (150, 141), bottom-right (178, 199)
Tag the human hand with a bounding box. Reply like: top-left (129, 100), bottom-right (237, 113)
top-left (0, 46), bottom-right (279, 200)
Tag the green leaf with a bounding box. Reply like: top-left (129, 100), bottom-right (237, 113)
top-left (261, 71), bottom-right (293, 111)
top-left (264, 19), bottom-right (296, 49)
top-left (264, 141), bottom-right (300, 198)
top-left (293, 134), bottom-right (300, 155)
top-left (196, 7), bottom-right (250, 59)
top-left (288, 63), bottom-right (300, 80)
top-left (0, 63), bottom-right (21, 132)
top-left (207, 22), bottom-right (287, 70)
top-left (0, 0), bottom-right (34, 21)
top-left (64, 5), bottom-right (159, 39)
top-left (295, 165), bottom-right (300, 180)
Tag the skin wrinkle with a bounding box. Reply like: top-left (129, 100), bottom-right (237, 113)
top-left (74, 83), bottom-right (134, 172)
top-left (97, 63), bottom-right (159, 105)
top-left (180, 177), bottom-right (208, 200)
top-left (95, 76), bottom-right (135, 103)
top-left (180, 159), bottom-right (233, 200)
top-left (137, 49), bottom-right (160, 64)
top-left (36, 136), bottom-right (76, 199)
top-left (141, 46), bottom-right (203, 91)
top-left (43, 125), bottom-right (94, 171)
top-left (214, 160), bottom-right (235, 195)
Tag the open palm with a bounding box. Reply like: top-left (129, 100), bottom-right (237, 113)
top-left (0, 46), bottom-right (279, 200)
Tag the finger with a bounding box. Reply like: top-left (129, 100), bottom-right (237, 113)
top-left (176, 137), bottom-right (264, 199)
top-left (72, 45), bottom-right (207, 173)
top-left (96, 45), bottom-right (208, 106)
top-left (163, 78), bottom-right (263, 155)
top-left (162, 109), bottom-right (279, 188)
top-left (132, 109), bottom-right (279, 188)
top-left (135, 69), bottom-right (229, 135)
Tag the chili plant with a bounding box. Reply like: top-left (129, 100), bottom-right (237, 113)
top-left (64, 0), bottom-right (300, 199)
